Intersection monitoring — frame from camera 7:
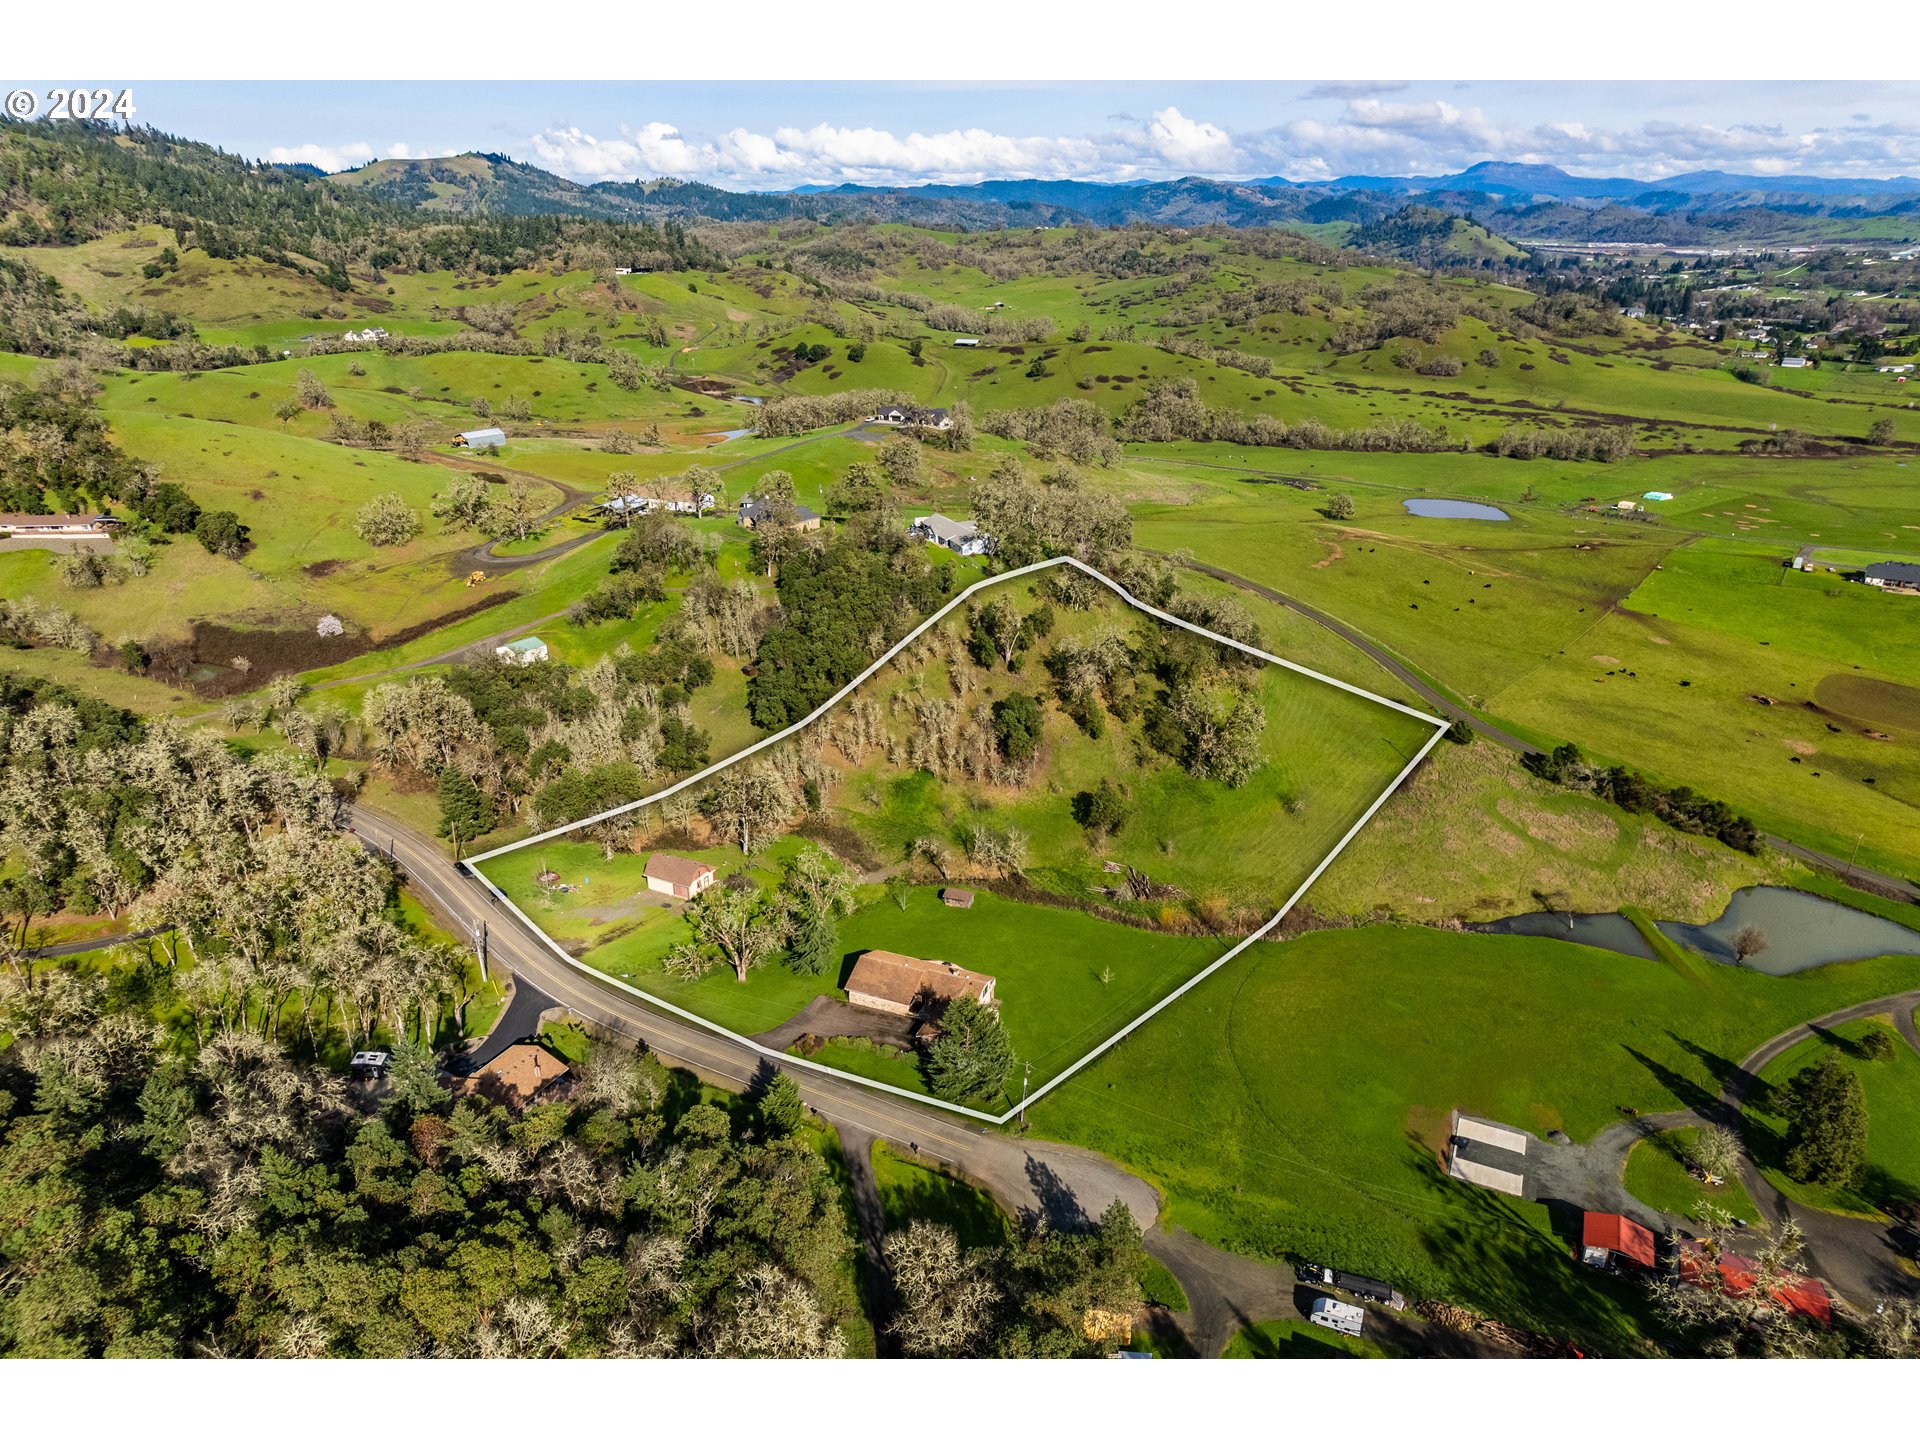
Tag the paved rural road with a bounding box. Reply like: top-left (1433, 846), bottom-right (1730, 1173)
top-left (1172, 554), bottom-right (1920, 904)
top-left (348, 805), bottom-right (1162, 1235)
top-left (21, 924), bottom-right (171, 959)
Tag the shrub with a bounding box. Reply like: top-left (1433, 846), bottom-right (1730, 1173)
top-left (990, 692), bottom-right (1044, 764)
top-left (354, 492), bottom-right (422, 547)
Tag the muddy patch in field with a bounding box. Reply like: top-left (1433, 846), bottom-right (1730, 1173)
top-left (303, 558), bottom-right (348, 578)
top-left (150, 591), bottom-right (520, 696)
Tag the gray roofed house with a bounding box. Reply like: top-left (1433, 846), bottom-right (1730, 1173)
top-left (738, 496), bottom-right (821, 531)
top-left (456, 427), bottom-right (507, 449)
top-left (1862, 561), bottom-right (1920, 591)
top-left (912, 513), bottom-right (989, 558)
top-left (870, 404), bottom-right (953, 430)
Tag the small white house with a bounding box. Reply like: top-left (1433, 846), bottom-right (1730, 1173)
top-left (952, 337), bottom-right (981, 348)
top-left (1779, 357), bottom-right (1810, 369)
top-left (613, 267), bottom-right (633, 276)
top-left (456, 427), bottom-right (507, 449)
top-left (495, 636), bottom-right (549, 666)
top-left (912, 513), bottom-right (989, 558)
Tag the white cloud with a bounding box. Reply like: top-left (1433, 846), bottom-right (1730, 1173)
top-left (278, 97), bottom-right (1920, 189)
top-left (266, 141), bottom-right (376, 171)
top-left (1301, 80), bottom-right (1408, 100)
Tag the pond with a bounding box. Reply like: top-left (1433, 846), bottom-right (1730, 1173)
top-left (1403, 498), bottom-right (1511, 521)
top-left (706, 428), bottom-right (756, 441)
top-left (1476, 886), bottom-right (1920, 975)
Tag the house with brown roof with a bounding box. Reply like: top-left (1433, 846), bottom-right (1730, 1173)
top-left (453, 1041), bottom-right (571, 1113)
top-left (845, 949), bottom-right (996, 1018)
top-left (645, 852), bottom-right (717, 900)
top-left (939, 887), bottom-right (975, 909)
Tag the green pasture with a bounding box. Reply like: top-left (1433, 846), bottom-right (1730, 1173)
top-left (1031, 923), bottom-right (1920, 1351)
top-left (481, 837), bottom-right (1231, 1101)
top-left (1742, 1016), bottom-right (1920, 1221)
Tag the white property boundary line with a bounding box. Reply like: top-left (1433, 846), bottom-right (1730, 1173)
top-left (463, 555), bottom-right (1449, 1125)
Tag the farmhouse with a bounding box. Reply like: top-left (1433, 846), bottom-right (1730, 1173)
top-left (0, 513), bottom-right (123, 537)
top-left (602, 490), bottom-right (715, 520)
top-left (1860, 561), bottom-right (1920, 592)
top-left (939, 887), bottom-right (975, 909)
top-left (737, 496), bottom-right (822, 531)
top-left (452, 1042), bottom-right (571, 1114)
top-left (644, 853), bottom-right (716, 901)
top-left (454, 427), bottom-right (507, 449)
top-left (869, 404), bottom-right (954, 430)
top-left (495, 636), bottom-right (549, 665)
top-left (845, 949), bottom-right (997, 1017)
top-left (912, 513), bottom-right (989, 557)
top-left (1579, 1211), bottom-right (1656, 1271)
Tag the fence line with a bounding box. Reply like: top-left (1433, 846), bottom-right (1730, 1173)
top-left (463, 554), bottom-right (1450, 1124)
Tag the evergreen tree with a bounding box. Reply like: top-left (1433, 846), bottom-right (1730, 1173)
top-left (436, 768), bottom-right (495, 856)
top-left (1780, 1055), bottom-right (1868, 1187)
top-left (923, 997), bottom-right (1015, 1107)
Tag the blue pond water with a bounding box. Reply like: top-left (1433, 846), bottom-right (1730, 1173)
top-left (1403, 498), bottom-right (1511, 521)
top-left (1476, 886), bottom-right (1920, 975)
top-left (706, 428), bottom-right (755, 441)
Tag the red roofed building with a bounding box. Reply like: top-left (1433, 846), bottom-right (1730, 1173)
top-left (1580, 1211), bottom-right (1657, 1270)
top-left (1677, 1244), bottom-right (1833, 1328)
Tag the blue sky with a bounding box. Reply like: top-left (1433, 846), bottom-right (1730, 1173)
top-left (109, 80), bottom-right (1920, 188)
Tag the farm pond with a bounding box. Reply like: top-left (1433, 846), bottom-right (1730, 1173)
top-left (1475, 886), bottom-right (1920, 975)
top-left (1402, 498), bottom-right (1510, 521)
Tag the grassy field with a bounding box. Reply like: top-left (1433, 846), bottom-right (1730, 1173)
top-left (1030, 924), bottom-right (1920, 1350)
top-left (1742, 1016), bottom-right (1920, 1221)
top-left (1620, 1127), bottom-right (1764, 1226)
top-left (1311, 738), bottom-right (1781, 924)
top-left (869, 1140), bottom-right (1011, 1250)
top-left (481, 838), bottom-right (1233, 1102)
top-left (1222, 1318), bottom-right (1387, 1359)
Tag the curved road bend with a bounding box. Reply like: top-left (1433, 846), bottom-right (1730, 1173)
top-left (1169, 554), bottom-right (1920, 904)
top-left (347, 805), bottom-right (1160, 1236)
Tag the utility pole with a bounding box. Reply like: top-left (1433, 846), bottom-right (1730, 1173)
top-left (1018, 1061), bottom-right (1032, 1131)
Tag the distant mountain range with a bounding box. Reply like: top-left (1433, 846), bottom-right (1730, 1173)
top-left (322, 153), bottom-right (1920, 247)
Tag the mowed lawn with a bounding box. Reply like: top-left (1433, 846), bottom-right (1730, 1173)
top-left (1742, 1016), bottom-right (1920, 1221)
top-left (480, 838), bottom-right (1229, 1100)
top-left (1030, 924), bottom-right (1920, 1351)
top-left (1621, 1127), bottom-right (1763, 1226)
